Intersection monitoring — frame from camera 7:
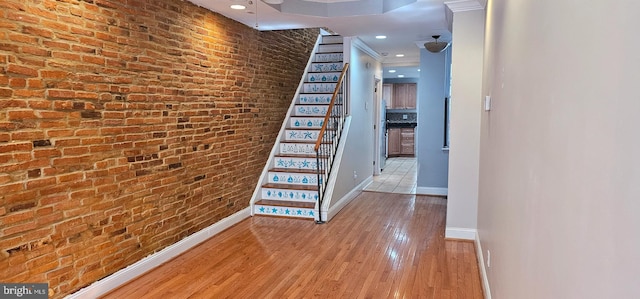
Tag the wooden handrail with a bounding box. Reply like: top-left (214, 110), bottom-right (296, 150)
top-left (314, 63), bottom-right (349, 152)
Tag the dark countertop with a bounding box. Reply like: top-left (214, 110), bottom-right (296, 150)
top-left (386, 120), bottom-right (417, 128)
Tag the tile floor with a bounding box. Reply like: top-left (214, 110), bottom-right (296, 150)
top-left (364, 157), bottom-right (417, 194)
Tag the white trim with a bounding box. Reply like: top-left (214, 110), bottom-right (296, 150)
top-left (444, 0), bottom-right (484, 12)
top-left (347, 37), bottom-right (383, 62)
top-left (444, 227), bottom-right (476, 240)
top-left (416, 187), bottom-right (448, 196)
top-left (66, 208), bottom-right (251, 299)
top-left (326, 176), bottom-right (371, 222)
top-left (317, 116), bottom-right (352, 222)
top-left (475, 232), bottom-right (493, 299)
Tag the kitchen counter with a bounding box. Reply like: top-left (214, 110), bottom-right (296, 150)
top-left (386, 120), bottom-right (417, 128)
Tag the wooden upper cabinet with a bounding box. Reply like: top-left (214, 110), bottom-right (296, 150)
top-left (382, 84), bottom-right (393, 108)
top-left (390, 83), bottom-right (416, 109)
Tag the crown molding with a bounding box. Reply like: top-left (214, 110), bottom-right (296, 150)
top-left (444, 0), bottom-right (485, 12)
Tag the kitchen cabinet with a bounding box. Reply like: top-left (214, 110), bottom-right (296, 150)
top-left (400, 128), bottom-right (415, 156)
top-left (387, 127), bottom-right (414, 157)
top-left (382, 84), bottom-right (393, 108)
top-left (391, 83), bottom-right (416, 109)
top-left (387, 128), bottom-right (401, 156)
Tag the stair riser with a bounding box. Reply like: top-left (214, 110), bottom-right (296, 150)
top-left (262, 188), bottom-right (318, 202)
top-left (315, 53), bottom-right (343, 62)
top-left (254, 204), bottom-right (315, 219)
top-left (289, 117), bottom-right (324, 129)
top-left (274, 156), bottom-right (322, 171)
top-left (310, 63), bottom-right (343, 72)
top-left (303, 83), bottom-right (337, 93)
top-left (284, 130), bottom-right (321, 142)
top-left (307, 72), bottom-right (342, 83)
top-left (268, 172), bottom-right (318, 186)
top-left (318, 44), bottom-right (343, 53)
top-left (298, 94), bottom-right (333, 104)
top-left (321, 35), bottom-right (343, 44)
top-left (293, 105), bottom-right (329, 117)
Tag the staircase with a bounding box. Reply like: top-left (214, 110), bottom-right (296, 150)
top-left (252, 35), bottom-right (345, 220)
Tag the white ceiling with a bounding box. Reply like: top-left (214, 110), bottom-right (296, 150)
top-left (188, 0), bottom-right (451, 76)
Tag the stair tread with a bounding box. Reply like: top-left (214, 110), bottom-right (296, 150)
top-left (262, 183), bottom-right (318, 190)
top-left (274, 154), bottom-right (326, 159)
top-left (270, 168), bottom-right (319, 173)
top-left (255, 200), bottom-right (316, 209)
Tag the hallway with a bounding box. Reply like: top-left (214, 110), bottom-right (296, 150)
top-left (103, 191), bottom-right (483, 298)
top-left (365, 157), bottom-right (417, 194)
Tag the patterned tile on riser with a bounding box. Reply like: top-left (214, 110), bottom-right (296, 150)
top-left (289, 117), bottom-right (324, 129)
top-left (254, 204), bottom-right (316, 219)
top-left (279, 142), bottom-right (330, 156)
top-left (310, 62), bottom-right (343, 72)
top-left (298, 94), bottom-right (334, 104)
top-left (315, 53), bottom-right (343, 63)
top-left (261, 187), bottom-right (318, 203)
top-left (283, 129), bottom-right (321, 142)
top-left (268, 171), bottom-right (318, 186)
top-left (303, 83), bottom-right (338, 93)
top-left (273, 156), bottom-right (322, 170)
top-left (292, 105), bottom-right (329, 116)
top-left (307, 72), bottom-right (342, 82)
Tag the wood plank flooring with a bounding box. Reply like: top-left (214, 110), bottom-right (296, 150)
top-left (102, 192), bottom-right (484, 299)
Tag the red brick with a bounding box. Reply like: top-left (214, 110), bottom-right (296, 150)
top-left (14, 89), bottom-right (45, 98)
top-left (7, 64), bottom-right (39, 77)
top-left (47, 90), bottom-right (76, 99)
top-left (3, 221), bottom-right (38, 236)
top-left (7, 110), bottom-right (38, 120)
top-left (0, 142), bottom-right (32, 153)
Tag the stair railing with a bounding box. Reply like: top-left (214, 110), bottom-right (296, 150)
top-left (314, 63), bottom-right (349, 224)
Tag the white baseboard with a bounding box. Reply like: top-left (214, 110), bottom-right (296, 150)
top-left (326, 176), bottom-right (372, 222)
top-left (444, 226), bottom-right (476, 240)
top-left (475, 232), bottom-right (492, 299)
top-left (66, 207), bottom-right (251, 299)
top-left (416, 187), bottom-right (448, 196)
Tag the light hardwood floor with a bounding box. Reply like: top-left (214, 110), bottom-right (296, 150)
top-left (103, 192), bottom-right (483, 299)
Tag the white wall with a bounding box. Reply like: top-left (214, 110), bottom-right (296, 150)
top-left (446, 9), bottom-right (485, 236)
top-left (329, 38), bottom-right (380, 202)
top-left (479, 1), bottom-right (640, 298)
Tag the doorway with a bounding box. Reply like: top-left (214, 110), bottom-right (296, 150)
top-left (364, 157), bottom-right (416, 194)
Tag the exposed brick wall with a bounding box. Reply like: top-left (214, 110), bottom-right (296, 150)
top-left (0, 0), bottom-right (319, 296)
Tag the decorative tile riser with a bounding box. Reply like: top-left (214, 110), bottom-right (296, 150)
top-left (268, 172), bottom-right (318, 186)
top-left (289, 117), bottom-right (324, 129)
top-left (274, 156), bottom-right (322, 170)
top-left (315, 53), bottom-right (343, 62)
top-left (307, 72), bottom-right (342, 83)
top-left (318, 44), bottom-right (343, 53)
top-left (262, 188), bottom-right (318, 202)
top-left (284, 130), bottom-right (321, 142)
top-left (310, 63), bottom-right (343, 72)
top-left (254, 204), bottom-right (315, 219)
top-left (298, 94), bottom-right (333, 104)
top-left (279, 143), bottom-right (318, 155)
top-left (303, 83), bottom-right (338, 93)
top-left (321, 36), bottom-right (343, 44)
top-left (293, 105), bottom-right (329, 116)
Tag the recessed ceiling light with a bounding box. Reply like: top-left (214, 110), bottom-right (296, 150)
top-left (230, 4), bottom-right (246, 9)
top-left (395, 54), bottom-right (405, 57)
top-left (398, 75), bottom-right (405, 78)
top-left (375, 35), bottom-right (387, 39)
top-left (417, 69), bottom-right (421, 72)
top-left (388, 70), bottom-right (396, 73)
